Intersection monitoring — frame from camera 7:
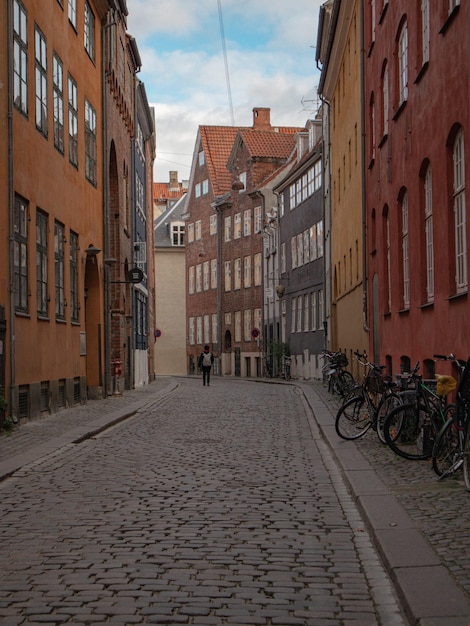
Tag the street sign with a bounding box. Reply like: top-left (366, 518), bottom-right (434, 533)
top-left (155, 329), bottom-right (162, 338)
top-left (251, 328), bottom-right (260, 338)
top-left (127, 267), bottom-right (144, 283)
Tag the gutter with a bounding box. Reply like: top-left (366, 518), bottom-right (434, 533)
top-left (360, 0), bottom-right (369, 333)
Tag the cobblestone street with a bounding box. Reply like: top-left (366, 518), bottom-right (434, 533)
top-left (0, 377), bottom-right (405, 625)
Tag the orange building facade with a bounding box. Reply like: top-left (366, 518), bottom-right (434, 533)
top-left (0, 0), bottom-right (155, 422)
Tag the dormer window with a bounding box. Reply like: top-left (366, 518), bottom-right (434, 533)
top-left (171, 222), bottom-right (185, 246)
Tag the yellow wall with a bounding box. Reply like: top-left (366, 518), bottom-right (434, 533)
top-left (154, 249), bottom-right (187, 375)
top-left (329, 0), bottom-right (368, 358)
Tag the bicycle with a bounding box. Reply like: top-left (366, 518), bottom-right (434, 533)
top-left (431, 356), bottom-right (470, 480)
top-left (320, 350), bottom-right (355, 398)
top-left (281, 355), bottom-right (291, 381)
top-left (335, 352), bottom-right (402, 442)
top-left (383, 358), bottom-right (457, 461)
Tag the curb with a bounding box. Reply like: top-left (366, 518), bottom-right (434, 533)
top-left (297, 381), bottom-right (470, 626)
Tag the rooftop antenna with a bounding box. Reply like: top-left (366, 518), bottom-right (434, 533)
top-left (217, 0), bottom-right (235, 126)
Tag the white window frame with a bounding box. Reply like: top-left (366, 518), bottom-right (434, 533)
top-left (254, 253), bottom-right (262, 286)
top-left (196, 264), bottom-right (202, 293)
top-left (189, 317), bottom-right (195, 345)
top-left (424, 166), bottom-right (434, 301)
top-left (224, 260), bottom-right (231, 291)
top-left (402, 193), bottom-right (410, 308)
top-left (243, 209), bottom-right (252, 236)
top-left (244, 309), bottom-right (252, 341)
top-left (398, 23), bottom-right (408, 105)
top-left (234, 311), bottom-right (242, 343)
top-left (187, 223), bottom-right (195, 243)
top-left (244, 256), bottom-right (251, 288)
top-left (195, 220), bottom-right (202, 240)
top-left (234, 258), bottom-right (241, 290)
top-left (421, 0), bottom-right (430, 65)
top-left (203, 261), bottom-right (209, 291)
top-left (188, 266), bottom-right (195, 294)
top-left (210, 214), bottom-right (217, 235)
top-left (454, 130), bottom-right (467, 292)
top-left (211, 259), bottom-right (217, 289)
top-left (224, 216), bottom-right (231, 241)
top-left (234, 213), bottom-right (242, 239)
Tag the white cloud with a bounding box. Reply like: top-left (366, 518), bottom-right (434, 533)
top-left (127, 0), bottom-right (323, 181)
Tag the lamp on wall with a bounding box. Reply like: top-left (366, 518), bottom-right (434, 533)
top-left (85, 244), bottom-right (101, 258)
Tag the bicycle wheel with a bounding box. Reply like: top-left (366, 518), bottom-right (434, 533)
top-left (335, 395), bottom-right (373, 440)
top-left (432, 406), bottom-right (461, 478)
top-left (463, 418), bottom-right (470, 491)
top-left (375, 392), bottom-right (402, 444)
top-left (384, 402), bottom-right (435, 460)
top-left (337, 370), bottom-right (355, 397)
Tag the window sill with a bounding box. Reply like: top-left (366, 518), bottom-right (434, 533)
top-left (448, 290), bottom-right (467, 302)
top-left (414, 61), bottom-right (429, 85)
top-left (378, 133), bottom-right (388, 148)
top-left (440, 4), bottom-right (460, 35)
top-left (419, 301), bottom-right (434, 310)
top-left (398, 307), bottom-right (410, 315)
top-left (392, 100), bottom-right (407, 121)
top-left (37, 315), bottom-right (51, 322)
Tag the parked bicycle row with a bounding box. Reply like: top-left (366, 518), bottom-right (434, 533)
top-left (321, 350), bottom-right (470, 491)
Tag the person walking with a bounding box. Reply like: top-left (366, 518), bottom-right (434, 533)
top-left (198, 345), bottom-right (214, 386)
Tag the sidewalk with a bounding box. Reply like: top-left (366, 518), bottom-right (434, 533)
top-left (1, 375), bottom-right (469, 625)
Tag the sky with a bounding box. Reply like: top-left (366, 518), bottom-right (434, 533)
top-left (126, 0), bottom-right (324, 183)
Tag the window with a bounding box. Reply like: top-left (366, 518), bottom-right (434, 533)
top-left (310, 225), bottom-right (317, 261)
top-left (234, 213), bottom-right (242, 239)
top-left (234, 311), bottom-right (241, 343)
top-left (36, 211), bottom-right (48, 316)
top-left (211, 314), bottom-right (218, 344)
top-left (280, 243), bottom-right (286, 274)
top-left (171, 222), bottom-right (184, 246)
top-left (254, 206), bottom-right (262, 233)
top-left (303, 295), bottom-right (309, 332)
top-left (234, 258), bottom-right (241, 290)
top-left (198, 150), bottom-right (205, 166)
top-left (195, 220), bottom-right (201, 240)
top-left (35, 26), bottom-right (48, 136)
top-left (187, 223), bottom-right (194, 243)
top-left (68, 74), bottom-right (78, 166)
top-left (189, 317), bottom-right (195, 344)
top-left (317, 221), bottom-right (324, 257)
top-left (70, 231), bottom-right (79, 323)
top-left (244, 310), bottom-right (252, 341)
top-left (303, 230), bottom-right (310, 264)
top-left (13, 0), bottom-right (28, 115)
top-left (421, 0), bottom-right (430, 65)
top-left (297, 296), bottom-right (302, 331)
top-left (85, 99), bottom-right (97, 184)
top-left (224, 261), bottom-right (231, 291)
top-left (291, 298), bottom-right (296, 333)
top-left (254, 253), bottom-right (262, 286)
top-left (211, 259), bottom-right (217, 289)
top-left (398, 22), bottom-right (408, 105)
top-left (311, 291), bottom-right (317, 330)
top-left (289, 184), bottom-right (296, 210)
top-left (244, 256), bottom-right (251, 288)
top-left (202, 179), bottom-right (209, 195)
top-left (318, 290), bottom-right (324, 328)
top-left (53, 54), bottom-right (64, 152)
top-left (84, 1), bottom-right (95, 60)
top-left (224, 216), bottom-right (231, 241)
top-left (196, 317), bottom-right (202, 345)
top-left (204, 315), bottom-right (210, 345)
top-left (297, 234), bottom-right (304, 266)
top-left (203, 261), bottom-right (209, 290)
top-left (291, 237), bottom-right (297, 269)
top-left (424, 167), bottom-right (434, 302)
top-left (381, 61), bottom-right (389, 137)
top-left (14, 196), bottom-right (28, 312)
top-left (454, 130), bottom-right (467, 292)
top-left (68, 0), bottom-right (77, 28)
top-left (243, 209), bottom-right (252, 236)
top-left (401, 192), bottom-right (410, 308)
top-left (195, 183), bottom-right (201, 198)
top-left (449, 0), bottom-right (460, 12)
top-left (196, 264), bottom-right (202, 292)
top-left (188, 266), bottom-right (195, 294)
top-left (210, 214), bottom-right (217, 235)
top-left (54, 221), bottom-right (65, 319)
top-left (371, 0), bottom-right (376, 43)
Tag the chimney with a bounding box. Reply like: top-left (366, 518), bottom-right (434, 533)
top-left (253, 107), bottom-right (271, 131)
top-left (169, 170), bottom-right (179, 191)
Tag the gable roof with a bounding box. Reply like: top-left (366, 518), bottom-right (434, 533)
top-left (199, 126), bottom-right (247, 196)
top-left (154, 194), bottom-right (187, 247)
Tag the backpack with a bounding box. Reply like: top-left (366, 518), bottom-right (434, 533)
top-left (202, 352), bottom-right (212, 367)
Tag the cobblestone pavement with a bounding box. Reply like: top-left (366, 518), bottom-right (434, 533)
top-left (0, 377), bottom-right (406, 625)
top-left (311, 383), bottom-right (470, 600)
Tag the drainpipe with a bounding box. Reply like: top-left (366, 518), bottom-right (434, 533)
top-left (360, 0), bottom-right (370, 333)
top-left (7, 0), bottom-right (16, 419)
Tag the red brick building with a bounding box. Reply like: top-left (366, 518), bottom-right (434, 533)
top-left (184, 108), bottom-right (303, 377)
top-left (365, 1), bottom-right (470, 377)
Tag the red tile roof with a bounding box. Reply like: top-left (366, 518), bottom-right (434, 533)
top-left (199, 126), bottom-right (247, 196)
top-left (153, 182), bottom-right (186, 201)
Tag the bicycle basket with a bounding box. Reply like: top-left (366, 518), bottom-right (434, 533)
top-left (366, 371), bottom-right (387, 394)
top-left (435, 375), bottom-right (457, 397)
top-left (333, 353), bottom-right (348, 367)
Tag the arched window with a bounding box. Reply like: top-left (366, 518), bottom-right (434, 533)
top-left (398, 22), bottom-right (408, 105)
top-left (424, 165), bottom-right (434, 301)
top-left (381, 60), bottom-right (389, 137)
top-left (399, 190), bottom-right (410, 309)
top-left (453, 130), bottom-right (467, 292)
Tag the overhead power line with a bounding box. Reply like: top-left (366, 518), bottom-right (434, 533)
top-left (217, 0), bottom-right (235, 126)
